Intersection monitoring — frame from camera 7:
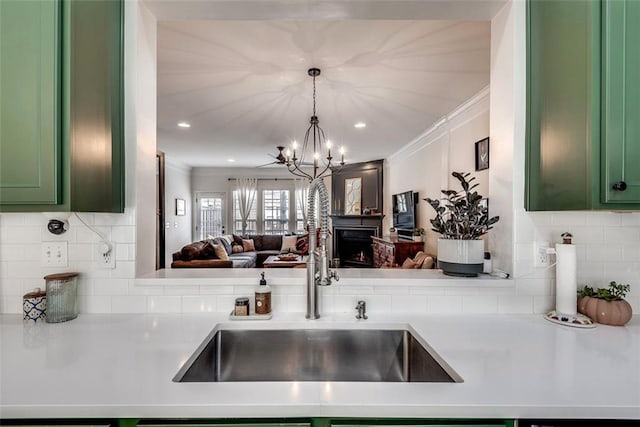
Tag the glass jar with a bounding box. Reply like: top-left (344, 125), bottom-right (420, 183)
top-left (44, 272), bottom-right (79, 323)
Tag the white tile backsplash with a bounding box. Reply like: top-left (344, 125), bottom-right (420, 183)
top-left (2, 208), bottom-right (639, 317)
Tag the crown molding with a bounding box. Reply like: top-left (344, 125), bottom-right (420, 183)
top-left (387, 85), bottom-right (490, 163)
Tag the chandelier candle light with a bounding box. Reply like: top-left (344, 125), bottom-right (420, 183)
top-left (284, 68), bottom-right (345, 181)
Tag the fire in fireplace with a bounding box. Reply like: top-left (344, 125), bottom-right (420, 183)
top-left (333, 227), bottom-right (378, 268)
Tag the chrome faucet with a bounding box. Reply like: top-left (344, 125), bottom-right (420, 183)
top-left (355, 300), bottom-right (368, 320)
top-left (306, 178), bottom-right (339, 319)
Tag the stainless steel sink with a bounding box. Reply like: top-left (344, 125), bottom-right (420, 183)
top-left (173, 328), bottom-right (462, 383)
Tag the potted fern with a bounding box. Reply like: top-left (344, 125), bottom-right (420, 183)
top-left (424, 172), bottom-right (499, 276)
top-left (577, 281), bottom-right (632, 326)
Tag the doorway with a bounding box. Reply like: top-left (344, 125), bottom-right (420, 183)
top-left (195, 192), bottom-right (226, 239)
top-left (156, 151), bottom-right (166, 269)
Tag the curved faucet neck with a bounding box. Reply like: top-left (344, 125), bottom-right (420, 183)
top-left (305, 178), bottom-right (336, 319)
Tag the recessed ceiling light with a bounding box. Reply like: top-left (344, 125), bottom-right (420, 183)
top-left (354, 122), bottom-right (366, 129)
top-left (177, 122), bottom-right (191, 128)
top-left (227, 159), bottom-right (236, 163)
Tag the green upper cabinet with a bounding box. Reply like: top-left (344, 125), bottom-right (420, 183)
top-left (0, 0), bottom-right (61, 205)
top-left (526, 0), bottom-right (640, 211)
top-left (601, 0), bottom-right (640, 204)
top-left (526, 0), bottom-right (600, 211)
top-left (0, 0), bottom-right (124, 213)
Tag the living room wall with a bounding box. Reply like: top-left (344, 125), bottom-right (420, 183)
top-left (385, 88), bottom-right (490, 256)
top-left (164, 160), bottom-right (192, 267)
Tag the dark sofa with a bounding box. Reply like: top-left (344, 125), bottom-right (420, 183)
top-left (171, 234), bottom-right (292, 269)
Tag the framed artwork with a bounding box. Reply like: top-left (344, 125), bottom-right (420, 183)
top-left (175, 198), bottom-right (186, 216)
top-left (475, 137), bottom-right (490, 171)
top-left (344, 177), bottom-right (362, 215)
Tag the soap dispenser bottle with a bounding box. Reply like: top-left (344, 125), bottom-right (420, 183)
top-left (255, 272), bottom-right (271, 315)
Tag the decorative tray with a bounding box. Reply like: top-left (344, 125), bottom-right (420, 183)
top-left (229, 311), bottom-right (272, 321)
top-left (277, 254), bottom-right (299, 261)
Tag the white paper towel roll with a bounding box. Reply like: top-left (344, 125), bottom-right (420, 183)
top-left (555, 243), bottom-right (577, 315)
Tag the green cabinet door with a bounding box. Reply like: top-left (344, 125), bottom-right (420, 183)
top-left (332, 421), bottom-right (514, 427)
top-left (0, 0), bottom-right (124, 213)
top-left (0, 0), bottom-right (60, 205)
top-left (601, 0), bottom-right (640, 203)
top-left (525, 0), bottom-right (601, 211)
top-left (67, 0), bottom-right (124, 213)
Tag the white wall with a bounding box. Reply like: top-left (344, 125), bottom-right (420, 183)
top-left (386, 88), bottom-right (490, 256)
top-left (164, 160), bottom-right (193, 266)
top-left (131, 0), bottom-right (158, 277)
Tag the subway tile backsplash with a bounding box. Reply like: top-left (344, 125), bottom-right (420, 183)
top-left (1, 210), bottom-right (639, 315)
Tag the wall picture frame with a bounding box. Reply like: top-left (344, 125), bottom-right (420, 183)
top-left (475, 137), bottom-right (490, 171)
top-left (175, 198), bottom-right (186, 216)
top-left (344, 177), bottom-right (362, 215)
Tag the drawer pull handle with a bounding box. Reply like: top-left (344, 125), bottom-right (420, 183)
top-left (613, 181), bottom-right (627, 191)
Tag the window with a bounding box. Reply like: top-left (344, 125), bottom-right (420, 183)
top-left (295, 187), bottom-right (307, 233)
top-left (196, 194), bottom-right (225, 239)
top-left (232, 190), bottom-right (257, 235)
top-left (262, 189), bottom-right (289, 235)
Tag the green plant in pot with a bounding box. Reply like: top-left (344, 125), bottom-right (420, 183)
top-left (577, 281), bottom-right (632, 326)
top-left (424, 172), bottom-right (499, 277)
top-left (412, 227), bottom-right (425, 242)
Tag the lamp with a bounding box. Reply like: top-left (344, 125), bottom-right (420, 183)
top-left (283, 68), bottom-right (345, 181)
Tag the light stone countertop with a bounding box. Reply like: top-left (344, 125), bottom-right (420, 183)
top-left (1, 312), bottom-right (639, 420)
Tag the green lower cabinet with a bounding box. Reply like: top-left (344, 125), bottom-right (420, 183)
top-left (526, 0), bottom-right (640, 211)
top-left (331, 421), bottom-right (513, 427)
top-left (131, 421), bottom-right (513, 427)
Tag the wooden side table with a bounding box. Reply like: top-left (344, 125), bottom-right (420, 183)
top-left (372, 236), bottom-right (424, 267)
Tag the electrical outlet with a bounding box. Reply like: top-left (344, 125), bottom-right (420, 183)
top-left (95, 242), bottom-right (116, 269)
top-left (534, 241), bottom-right (551, 268)
top-left (41, 242), bottom-right (68, 267)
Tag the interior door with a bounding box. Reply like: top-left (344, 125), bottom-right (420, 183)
top-left (195, 192), bottom-right (226, 239)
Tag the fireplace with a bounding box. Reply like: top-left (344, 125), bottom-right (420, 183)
top-left (333, 226), bottom-right (378, 268)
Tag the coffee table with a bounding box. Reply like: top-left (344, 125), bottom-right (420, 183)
top-left (263, 255), bottom-right (308, 268)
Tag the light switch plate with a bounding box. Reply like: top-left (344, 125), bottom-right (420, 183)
top-left (41, 242), bottom-right (68, 267)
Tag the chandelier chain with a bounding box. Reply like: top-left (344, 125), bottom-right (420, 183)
top-left (312, 74), bottom-right (316, 116)
top-left (281, 67), bottom-right (344, 181)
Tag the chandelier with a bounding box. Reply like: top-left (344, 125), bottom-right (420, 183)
top-left (283, 68), bottom-right (345, 181)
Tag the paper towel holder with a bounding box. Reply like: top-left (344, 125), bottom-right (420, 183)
top-left (543, 232), bottom-right (596, 328)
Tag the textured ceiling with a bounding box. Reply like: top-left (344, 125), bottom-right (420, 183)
top-left (157, 19), bottom-right (491, 167)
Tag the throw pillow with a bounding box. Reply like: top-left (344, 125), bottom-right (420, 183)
top-left (296, 234), bottom-right (309, 255)
top-left (212, 243), bottom-right (229, 260)
top-left (221, 234), bottom-right (234, 246)
top-left (231, 242), bottom-right (244, 253)
top-left (212, 237), bottom-right (232, 256)
top-left (232, 234), bottom-right (244, 245)
top-left (412, 251), bottom-right (427, 268)
top-left (242, 238), bottom-right (255, 252)
top-left (281, 235), bottom-right (298, 253)
top-left (181, 244), bottom-right (200, 261)
top-left (199, 242), bottom-right (217, 259)
top-left (401, 257), bottom-right (417, 269)
top-left (421, 256), bottom-right (435, 269)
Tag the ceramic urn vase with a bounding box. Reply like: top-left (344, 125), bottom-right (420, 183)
top-left (577, 296), bottom-right (633, 326)
top-left (436, 238), bottom-right (484, 277)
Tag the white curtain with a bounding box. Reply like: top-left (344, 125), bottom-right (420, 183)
top-left (236, 177), bottom-right (257, 235)
top-left (295, 178), bottom-right (309, 231)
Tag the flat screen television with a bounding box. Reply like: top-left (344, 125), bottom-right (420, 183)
top-left (392, 190), bottom-right (417, 237)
